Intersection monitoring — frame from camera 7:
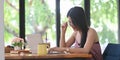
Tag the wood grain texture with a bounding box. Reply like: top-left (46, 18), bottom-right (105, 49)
top-left (5, 53), bottom-right (92, 60)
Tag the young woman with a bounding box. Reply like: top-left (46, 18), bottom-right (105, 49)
top-left (49, 6), bottom-right (103, 60)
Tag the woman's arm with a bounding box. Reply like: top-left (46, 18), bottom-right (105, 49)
top-left (59, 22), bottom-right (76, 47)
top-left (52, 28), bottom-right (98, 54)
top-left (59, 22), bottom-right (67, 47)
top-left (60, 32), bottom-right (76, 47)
top-left (69, 28), bottom-right (98, 53)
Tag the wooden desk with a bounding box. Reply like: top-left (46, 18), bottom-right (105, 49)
top-left (5, 53), bottom-right (92, 60)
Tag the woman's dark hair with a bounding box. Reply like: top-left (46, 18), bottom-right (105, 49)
top-left (67, 6), bottom-right (89, 48)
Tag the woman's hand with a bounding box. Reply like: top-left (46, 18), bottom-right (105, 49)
top-left (61, 22), bottom-right (68, 33)
top-left (48, 47), bottom-right (65, 53)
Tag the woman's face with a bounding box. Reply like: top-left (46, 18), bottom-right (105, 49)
top-left (68, 16), bottom-right (78, 31)
top-left (68, 17), bottom-right (74, 26)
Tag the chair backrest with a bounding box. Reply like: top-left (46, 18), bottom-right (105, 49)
top-left (103, 43), bottom-right (120, 60)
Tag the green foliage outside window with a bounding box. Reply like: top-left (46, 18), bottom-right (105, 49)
top-left (25, 0), bottom-right (56, 45)
top-left (4, 0), bottom-right (118, 47)
top-left (91, 0), bottom-right (118, 44)
top-left (4, 0), bottom-right (19, 45)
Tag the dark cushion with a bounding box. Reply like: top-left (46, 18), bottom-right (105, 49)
top-left (104, 56), bottom-right (120, 60)
top-left (103, 43), bottom-right (120, 60)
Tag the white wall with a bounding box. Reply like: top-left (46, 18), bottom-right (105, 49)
top-left (0, 0), bottom-right (4, 60)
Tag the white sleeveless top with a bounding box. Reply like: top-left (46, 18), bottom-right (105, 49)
top-left (74, 31), bottom-right (81, 48)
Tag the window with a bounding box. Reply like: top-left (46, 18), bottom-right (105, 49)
top-left (25, 0), bottom-right (56, 47)
top-left (4, 0), bottom-right (119, 48)
top-left (91, 0), bottom-right (118, 44)
top-left (4, 0), bottom-right (19, 46)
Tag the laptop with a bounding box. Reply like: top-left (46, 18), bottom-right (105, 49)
top-left (26, 33), bottom-right (43, 54)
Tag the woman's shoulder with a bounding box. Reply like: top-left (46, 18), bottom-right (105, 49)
top-left (88, 27), bottom-right (97, 33)
top-left (88, 27), bottom-right (99, 42)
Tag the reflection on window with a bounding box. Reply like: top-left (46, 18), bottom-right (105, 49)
top-left (91, 0), bottom-right (118, 44)
top-left (60, 0), bottom-right (84, 41)
top-left (4, 0), bottom-right (19, 46)
top-left (25, 0), bottom-right (56, 47)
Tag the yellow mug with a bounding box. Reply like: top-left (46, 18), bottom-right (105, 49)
top-left (37, 43), bottom-right (50, 55)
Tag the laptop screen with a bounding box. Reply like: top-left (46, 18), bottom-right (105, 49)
top-left (26, 33), bottom-right (43, 53)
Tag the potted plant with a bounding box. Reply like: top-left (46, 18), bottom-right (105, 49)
top-left (11, 37), bottom-right (24, 50)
